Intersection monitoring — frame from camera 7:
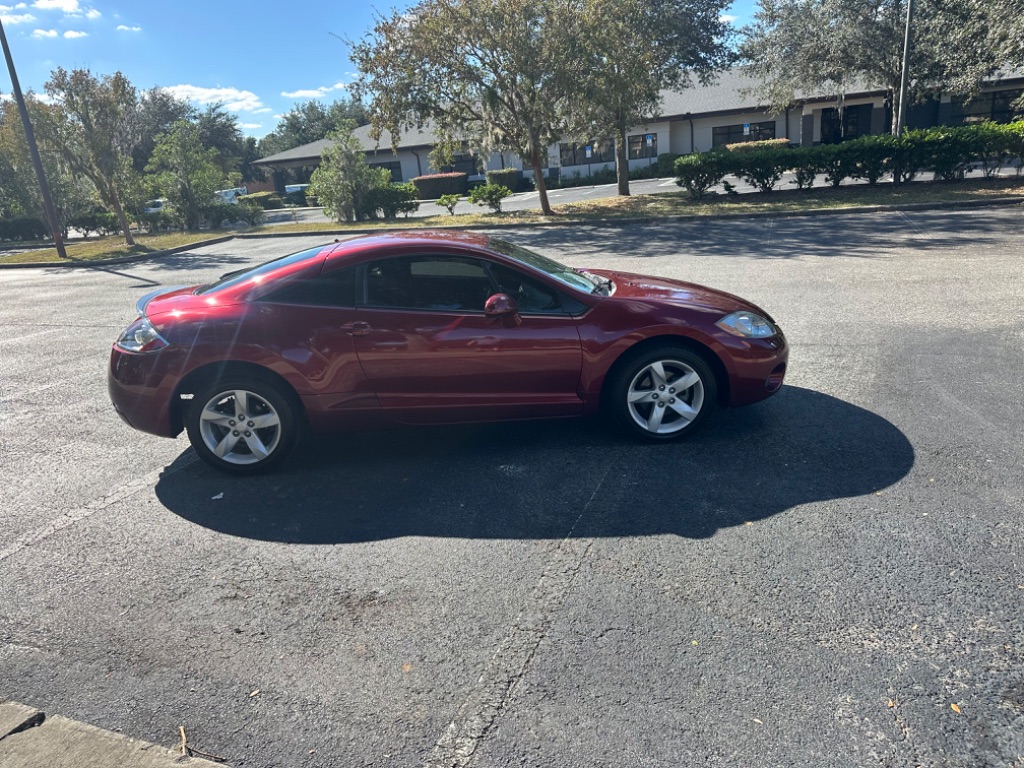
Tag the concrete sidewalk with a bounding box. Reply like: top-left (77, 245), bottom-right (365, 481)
top-left (0, 701), bottom-right (222, 767)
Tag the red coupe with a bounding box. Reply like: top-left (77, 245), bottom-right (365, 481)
top-left (109, 231), bottom-right (788, 474)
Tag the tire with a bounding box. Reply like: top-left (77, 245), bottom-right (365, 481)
top-left (185, 378), bottom-right (299, 475)
top-left (606, 345), bottom-right (718, 441)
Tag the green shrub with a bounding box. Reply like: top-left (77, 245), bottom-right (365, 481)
top-left (791, 147), bottom-right (820, 189)
top-left (437, 194), bottom-right (461, 215)
top-left (206, 202), bottom-right (264, 228)
top-left (847, 135), bottom-right (893, 186)
top-left (732, 147), bottom-right (790, 192)
top-left (486, 168), bottom-right (522, 192)
top-left (238, 191), bottom-right (284, 209)
top-left (816, 143), bottom-right (858, 187)
top-left (468, 183), bottom-right (512, 213)
top-left (674, 152), bottom-right (729, 200)
top-left (132, 211), bottom-right (178, 233)
top-left (0, 216), bottom-right (48, 241)
top-left (364, 183), bottom-right (420, 219)
top-left (69, 210), bottom-right (121, 237)
top-left (725, 138), bottom-right (790, 153)
top-left (283, 190), bottom-right (307, 206)
top-left (411, 172), bottom-right (469, 199)
top-left (1005, 120), bottom-right (1024, 175)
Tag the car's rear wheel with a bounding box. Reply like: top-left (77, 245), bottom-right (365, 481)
top-left (608, 345), bottom-right (717, 441)
top-left (185, 378), bottom-right (298, 474)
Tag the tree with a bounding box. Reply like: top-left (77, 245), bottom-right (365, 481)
top-left (146, 121), bottom-right (227, 230)
top-left (352, 0), bottom-right (584, 216)
top-left (0, 98), bottom-right (95, 231)
top-left (258, 97), bottom-right (369, 157)
top-left (740, 0), bottom-right (1024, 135)
top-left (308, 124), bottom-right (392, 222)
top-left (573, 0), bottom-right (732, 195)
top-left (132, 87), bottom-right (193, 173)
top-left (38, 68), bottom-right (141, 244)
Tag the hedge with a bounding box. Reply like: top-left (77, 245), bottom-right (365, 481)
top-left (673, 121), bottom-right (1024, 198)
top-left (238, 191), bottom-right (284, 210)
top-left (725, 138), bottom-right (791, 153)
top-left (411, 172), bottom-right (468, 199)
top-left (68, 210), bottom-right (121, 237)
top-left (486, 168), bottom-right (523, 192)
top-left (0, 216), bottom-right (48, 241)
top-left (364, 183), bottom-right (420, 219)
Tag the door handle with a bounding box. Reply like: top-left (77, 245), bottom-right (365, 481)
top-left (341, 321), bottom-right (372, 336)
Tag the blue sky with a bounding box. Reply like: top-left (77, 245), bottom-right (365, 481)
top-left (1, 0), bottom-right (757, 139)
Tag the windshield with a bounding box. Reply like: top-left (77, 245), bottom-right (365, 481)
top-left (195, 246), bottom-right (327, 295)
top-left (488, 238), bottom-right (604, 293)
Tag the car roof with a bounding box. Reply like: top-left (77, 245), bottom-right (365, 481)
top-left (323, 230), bottom-right (493, 263)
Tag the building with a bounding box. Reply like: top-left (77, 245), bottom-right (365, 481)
top-left (253, 69), bottom-right (1024, 191)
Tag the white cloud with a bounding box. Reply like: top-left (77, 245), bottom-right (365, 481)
top-left (0, 92), bottom-right (12, 102)
top-left (0, 4), bottom-right (30, 9)
top-left (719, 13), bottom-right (738, 23)
top-left (280, 82), bottom-right (348, 99)
top-left (84, 7), bottom-right (98, 17)
top-left (252, 107), bottom-right (272, 114)
top-left (116, 24), bottom-right (140, 31)
top-left (32, 0), bottom-right (78, 11)
top-left (31, 27), bottom-right (56, 37)
top-left (273, 114), bottom-right (286, 120)
top-left (0, 11), bottom-right (34, 22)
top-left (63, 28), bottom-right (86, 37)
top-left (164, 84), bottom-right (265, 113)
top-left (239, 123), bottom-right (262, 129)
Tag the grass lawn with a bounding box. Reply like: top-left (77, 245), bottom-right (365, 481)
top-left (4, 176), bottom-right (1022, 265)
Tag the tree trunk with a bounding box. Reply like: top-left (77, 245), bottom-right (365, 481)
top-left (530, 146), bottom-right (553, 216)
top-left (615, 125), bottom-right (630, 196)
top-left (110, 194), bottom-right (135, 246)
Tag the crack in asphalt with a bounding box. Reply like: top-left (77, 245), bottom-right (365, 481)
top-left (424, 465), bottom-right (612, 768)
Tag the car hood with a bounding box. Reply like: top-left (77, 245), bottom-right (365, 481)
top-left (136, 285), bottom-right (220, 319)
top-left (592, 270), bottom-right (773, 319)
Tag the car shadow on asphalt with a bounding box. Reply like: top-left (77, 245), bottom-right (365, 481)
top-left (155, 386), bottom-right (914, 543)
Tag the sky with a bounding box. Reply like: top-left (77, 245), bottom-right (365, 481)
top-left (1, 0), bottom-right (758, 140)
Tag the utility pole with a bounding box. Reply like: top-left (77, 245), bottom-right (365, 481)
top-left (895, 0), bottom-right (915, 137)
top-left (0, 18), bottom-right (68, 258)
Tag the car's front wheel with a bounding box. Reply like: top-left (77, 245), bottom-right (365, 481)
top-left (608, 345), bottom-right (717, 441)
top-left (185, 378), bottom-right (299, 474)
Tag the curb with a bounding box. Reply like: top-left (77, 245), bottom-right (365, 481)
top-left (0, 701), bottom-right (223, 767)
top-left (2, 195), bottom-right (1022, 270)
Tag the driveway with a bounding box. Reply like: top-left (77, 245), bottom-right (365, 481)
top-left (0, 208), bottom-right (1022, 767)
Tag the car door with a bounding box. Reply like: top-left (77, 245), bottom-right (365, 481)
top-left (351, 254), bottom-right (584, 424)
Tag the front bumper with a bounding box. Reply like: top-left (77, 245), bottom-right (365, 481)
top-left (108, 346), bottom-right (183, 438)
top-left (722, 330), bottom-right (789, 407)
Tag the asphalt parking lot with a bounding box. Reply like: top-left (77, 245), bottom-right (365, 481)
top-left (1, 208), bottom-right (1022, 767)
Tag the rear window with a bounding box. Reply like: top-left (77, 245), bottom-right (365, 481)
top-left (196, 246), bottom-right (327, 295)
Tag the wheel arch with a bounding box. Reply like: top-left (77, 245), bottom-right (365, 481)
top-left (170, 360), bottom-right (307, 435)
top-left (599, 334), bottom-right (730, 409)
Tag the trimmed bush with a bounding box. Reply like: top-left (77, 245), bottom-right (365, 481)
top-left (486, 168), bottom-right (523, 192)
top-left (732, 147), bottom-right (790, 192)
top-left (364, 183), bottom-right (420, 219)
top-left (725, 138), bottom-right (790, 153)
top-left (206, 202), bottom-right (264, 228)
top-left (0, 216), bottom-right (48, 241)
top-left (847, 135), bottom-right (894, 186)
top-left (816, 143), bottom-right (858, 187)
top-left (468, 183), bottom-right (512, 213)
top-left (437, 194), bottom-right (461, 215)
top-left (674, 152), bottom-right (729, 200)
top-left (238, 191), bottom-right (284, 210)
top-left (69, 210), bottom-right (121, 237)
top-left (411, 172), bottom-right (468, 199)
top-left (791, 147), bottom-right (820, 189)
top-left (132, 210), bottom-right (178, 233)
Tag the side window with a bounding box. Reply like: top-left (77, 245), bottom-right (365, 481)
top-left (365, 256), bottom-right (492, 312)
top-left (489, 263), bottom-right (564, 314)
top-left (262, 266), bottom-right (358, 307)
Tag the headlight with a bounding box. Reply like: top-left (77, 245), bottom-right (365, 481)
top-left (115, 317), bottom-right (169, 353)
top-left (716, 311), bottom-right (777, 338)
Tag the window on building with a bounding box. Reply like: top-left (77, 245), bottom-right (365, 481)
top-left (952, 89), bottom-right (1024, 124)
top-left (820, 105), bottom-right (872, 144)
top-left (627, 133), bottom-right (658, 160)
top-left (369, 161), bottom-right (403, 182)
top-left (711, 121), bottom-right (777, 148)
top-left (439, 153), bottom-right (481, 176)
top-left (559, 139), bottom-right (616, 167)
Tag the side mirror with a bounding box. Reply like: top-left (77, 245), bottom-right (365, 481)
top-left (484, 293), bottom-right (519, 318)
